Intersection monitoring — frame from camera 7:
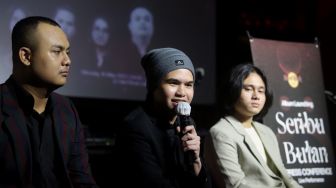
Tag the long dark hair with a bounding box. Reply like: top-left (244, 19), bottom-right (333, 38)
top-left (223, 63), bottom-right (273, 120)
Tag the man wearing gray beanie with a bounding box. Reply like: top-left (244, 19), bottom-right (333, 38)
top-left (115, 47), bottom-right (211, 188)
top-left (141, 47), bottom-right (195, 93)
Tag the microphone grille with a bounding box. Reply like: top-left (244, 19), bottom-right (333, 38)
top-left (175, 102), bottom-right (191, 116)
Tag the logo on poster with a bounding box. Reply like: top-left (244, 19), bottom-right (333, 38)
top-left (288, 72), bottom-right (299, 88)
top-left (277, 44), bottom-right (302, 88)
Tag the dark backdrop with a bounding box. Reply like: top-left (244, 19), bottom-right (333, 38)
top-left (1, 0), bottom-right (335, 187)
top-left (79, 0), bottom-right (336, 187)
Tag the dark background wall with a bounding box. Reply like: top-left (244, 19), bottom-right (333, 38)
top-left (69, 0), bottom-right (336, 187)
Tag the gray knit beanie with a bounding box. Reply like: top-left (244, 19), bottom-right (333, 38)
top-left (141, 47), bottom-right (195, 92)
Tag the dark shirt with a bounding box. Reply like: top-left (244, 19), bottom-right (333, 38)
top-left (9, 79), bottom-right (64, 188)
top-left (115, 106), bottom-right (211, 188)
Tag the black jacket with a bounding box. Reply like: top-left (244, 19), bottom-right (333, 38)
top-left (115, 106), bottom-right (211, 188)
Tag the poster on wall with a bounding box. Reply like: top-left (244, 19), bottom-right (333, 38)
top-left (250, 37), bottom-right (336, 187)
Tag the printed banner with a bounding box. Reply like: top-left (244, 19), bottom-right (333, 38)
top-left (250, 38), bottom-right (336, 187)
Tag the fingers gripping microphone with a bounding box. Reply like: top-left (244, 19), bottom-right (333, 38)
top-left (175, 102), bottom-right (196, 170)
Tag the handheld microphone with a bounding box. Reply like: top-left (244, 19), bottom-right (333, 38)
top-left (175, 102), bottom-right (192, 130)
top-left (175, 102), bottom-right (196, 170)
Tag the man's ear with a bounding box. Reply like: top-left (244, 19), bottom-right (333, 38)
top-left (19, 47), bottom-right (32, 66)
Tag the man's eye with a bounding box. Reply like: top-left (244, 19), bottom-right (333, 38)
top-left (169, 82), bottom-right (178, 86)
top-left (53, 50), bottom-right (61, 54)
top-left (167, 80), bottom-right (178, 85)
top-left (186, 83), bottom-right (194, 88)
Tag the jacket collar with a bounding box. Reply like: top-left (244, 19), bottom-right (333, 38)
top-left (224, 116), bottom-right (280, 178)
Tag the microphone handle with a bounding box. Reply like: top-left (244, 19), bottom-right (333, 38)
top-left (179, 115), bottom-right (193, 130)
top-left (179, 115), bottom-right (196, 169)
top-left (185, 149), bottom-right (196, 168)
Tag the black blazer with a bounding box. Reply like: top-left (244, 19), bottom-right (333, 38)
top-left (115, 106), bottom-right (211, 188)
top-left (0, 78), bottom-right (97, 188)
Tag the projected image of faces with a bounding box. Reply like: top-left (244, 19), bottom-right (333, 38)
top-left (91, 17), bottom-right (110, 68)
top-left (0, 1), bottom-right (215, 103)
top-left (92, 17), bottom-right (110, 47)
top-left (54, 8), bottom-right (76, 39)
top-left (128, 7), bottom-right (154, 56)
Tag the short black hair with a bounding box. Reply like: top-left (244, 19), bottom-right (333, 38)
top-left (11, 16), bottom-right (60, 63)
top-left (223, 63), bottom-right (273, 120)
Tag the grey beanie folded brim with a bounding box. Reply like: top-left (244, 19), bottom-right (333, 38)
top-left (141, 47), bottom-right (195, 91)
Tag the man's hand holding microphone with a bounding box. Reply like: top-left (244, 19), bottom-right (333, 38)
top-left (175, 102), bottom-right (202, 175)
